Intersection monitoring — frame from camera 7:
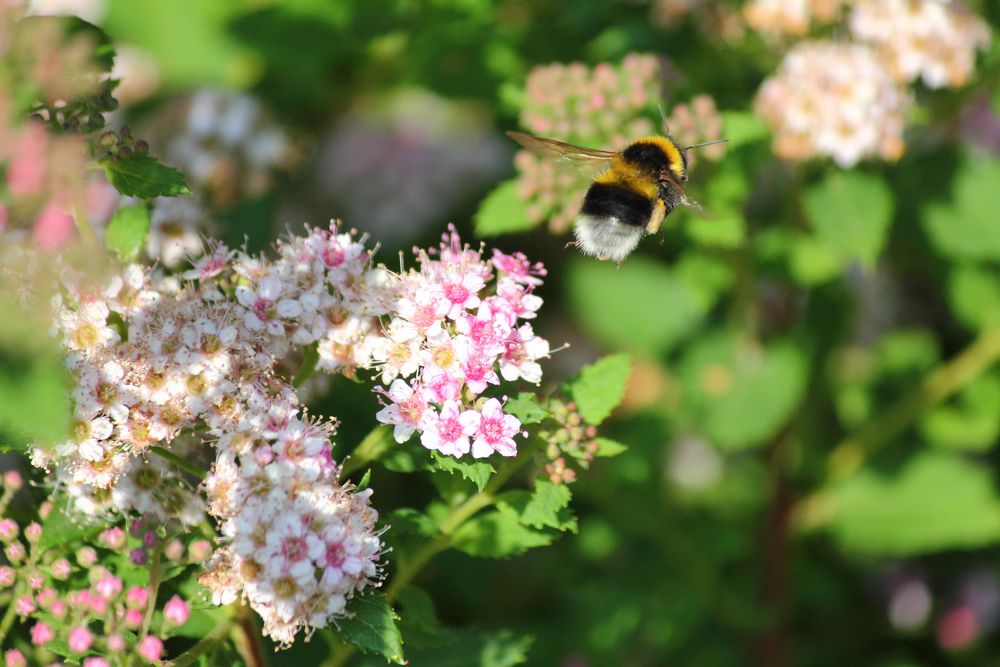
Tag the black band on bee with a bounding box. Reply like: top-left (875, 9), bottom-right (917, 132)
top-left (581, 182), bottom-right (653, 228)
top-left (621, 142), bottom-right (670, 174)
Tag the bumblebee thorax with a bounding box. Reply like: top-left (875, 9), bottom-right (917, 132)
top-left (621, 136), bottom-right (687, 183)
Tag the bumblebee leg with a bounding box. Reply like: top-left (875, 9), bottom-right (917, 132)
top-left (658, 230), bottom-right (665, 245)
top-left (565, 240), bottom-right (579, 249)
top-left (646, 198), bottom-right (667, 235)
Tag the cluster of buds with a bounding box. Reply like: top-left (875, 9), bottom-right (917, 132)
top-left (666, 94), bottom-right (726, 168)
top-left (94, 125), bottom-right (149, 162)
top-left (539, 400), bottom-right (599, 485)
top-left (514, 54), bottom-right (661, 232)
top-left (0, 493), bottom-right (203, 665)
top-left (743, 0), bottom-right (848, 36)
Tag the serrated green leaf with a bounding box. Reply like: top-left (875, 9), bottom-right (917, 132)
top-left (335, 592), bottom-right (405, 664)
top-left (567, 257), bottom-right (711, 355)
top-left (387, 508), bottom-right (438, 538)
top-left (804, 170), bottom-right (894, 268)
top-left (827, 453), bottom-right (1000, 556)
top-left (593, 437), bottom-right (628, 457)
top-left (521, 480), bottom-right (576, 532)
top-left (104, 204), bottom-right (151, 262)
top-left (680, 333), bottom-right (807, 450)
top-left (504, 393), bottom-right (549, 425)
top-left (474, 179), bottom-right (536, 237)
top-left (923, 157), bottom-right (1000, 261)
top-left (102, 154), bottom-right (190, 198)
top-left (431, 453), bottom-right (495, 492)
top-left (452, 505), bottom-right (553, 558)
top-left (566, 353), bottom-right (632, 425)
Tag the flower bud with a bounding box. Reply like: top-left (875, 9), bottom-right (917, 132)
top-left (164, 594), bottom-right (190, 626)
top-left (3, 470), bottom-right (23, 491)
top-left (68, 626), bottom-right (94, 653)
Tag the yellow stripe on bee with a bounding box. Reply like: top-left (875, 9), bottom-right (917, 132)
top-left (594, 164), bottom-right (658, 200)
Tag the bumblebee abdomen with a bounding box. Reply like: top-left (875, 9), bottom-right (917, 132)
top-left (580, 182), bottom-right (653, 228)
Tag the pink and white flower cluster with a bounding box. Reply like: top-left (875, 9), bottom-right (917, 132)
top-left (373, 227), bottom-right (550, 459)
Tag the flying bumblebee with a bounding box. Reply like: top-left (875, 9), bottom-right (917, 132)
top-left (507, 115), bottom-right (724, 264)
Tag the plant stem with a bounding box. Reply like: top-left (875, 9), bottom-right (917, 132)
top-left (140, 548), bottom-right (162, 639)
top-left (232, 606), bottom-right (267, 667)
top-left (825, 325), bottom-right (1000, 482)
top-left (0, 581), bottom-right (22, 649)
top-left (323, 444), bottom-right (534, 667)
top-left (151, 445), bottom-right (207, 481)
top-left (168, 618), bottom-right (235, 667)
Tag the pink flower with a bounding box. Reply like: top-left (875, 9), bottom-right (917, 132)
top-left (455, 339), bottom-right (500, 396)
top-left (375, 379), bottom-right (427, 443)
top-left (395, 286), bottom-right (450, 340)
top-left (31, 620), bottom-right (54, 646)
top-left (84, 658), bottom-right (111, 667)
top-left (98, 527), bottom-right (127, 550)
top-left (33, 204), bottom-right (76, 250)
top-left (138, 635), bottom-right (164, 662)
top-left (37, 588), bottom-right (57, 608)
top-left (51, 558), bottom-right (72, 579)
top-left (126, 585), bottom-right (150, 609)
top-left (0, 566), bottom-right (13, 586)
top-left (0, 518), bottom-right (18, 542)
top-left (499, 324), bottom-right (549, 384)
top-left (15, 594), bottom-right (35, 615)
top-left (419, 401), bottom-right (480, 457)
top-left (2, 471), bottom-right (22, 491)
top-left (107, 633), bottom-right (126, 651)
top-left (468, 398), bottom-right (522, 458)
top-left (96, 575), bottom-right (123, 600)
top-left (164, 594), bottom-right (190, 626)
top-left (68, 626), bottom-right (93, 653)
top-left (491, 249), bottom-right (546, 286)
top-left (125, 608), bottom-right (144, 629)
top-left (5, 649), bottom-right (26, 667)
top-left (439, 270), bottom-right (484, 320)
top-left (419, 365), bottom-right (462, 404)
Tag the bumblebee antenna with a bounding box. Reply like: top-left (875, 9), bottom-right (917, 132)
top-left (684, 138), bottom-right (729, 152)
top-left (657, 103), bottom-right (671, 136)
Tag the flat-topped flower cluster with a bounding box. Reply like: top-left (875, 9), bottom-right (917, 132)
top-left (29, 221), bottom-right (549, 644)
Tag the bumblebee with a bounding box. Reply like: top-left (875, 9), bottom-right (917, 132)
top-left (507, 118), bottom-right (723, 264)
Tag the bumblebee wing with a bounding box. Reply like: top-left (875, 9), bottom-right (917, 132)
top-left (506, 131), bottom-right (617, 169)
top-left (661, 174), bottom-right (704, 213)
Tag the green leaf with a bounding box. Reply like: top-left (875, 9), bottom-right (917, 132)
top-left (920, 373), bottom-right (1000, 453)
top-left (521, 480), bottom-right (576, 532)
top-left (349, 425), bottom-right (398, 470)
top-left (0, 295), bottom-right (71, 449)
top-left (452, 505), bottom-right (553, 558)
top-left (474, 179), bottom-right (535, 236)
top-left (504, 393), bottom-right (549, 425)
top-left (387, 508), bottom-right (438, 538)
top-left (566, 353), bottom-right (632, 425)
top-left (685, 158), bottom-right (748, 249)
top-left (827, 453), bottom-right (1000, 556)
top-left (804, 170), bottom-right (894, 268)
top-left (923, 157), bottom-right (1000, 261)
top-left (680, 333), bottom-right (807, 450)
top-left (948, 264), bottom-right (1000, 331)
top-left (104, 204), bottom-right (151, 262)
top-left (431, 453), bottom-right (495, 492)
top-left (567, 257), bottom-right (712, 355)
top-left (720, 110), bottom-right (769, 150)
top-left (593, 437), bottom-right (628, 457)
top-left (405, 629), bottom-right (534, 667)
top-left (39, 496), bottom-right (104, 551)
top-left (335, 592), bottom-right (405, 664)
top-left (102, 154), bottom-right (190, 198)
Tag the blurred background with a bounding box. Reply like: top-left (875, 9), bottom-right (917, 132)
top-left (17, 0), bottom-right (1000, 664)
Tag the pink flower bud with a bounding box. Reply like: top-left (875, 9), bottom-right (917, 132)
top-left (163, 594), bottom-right (190, 626)
top-left (3, 471), bottom-right (23, 491)
top-left (96, 575), bottom-right (123, 600)
top-left (31, 620), bottom-right (54, 646)
top-left (126, 586), bottom-right (150, 609)
top-left (138, 635), bottom-right (163, 662)
top-left (27, 572), bottom-right (44, 589)
top-left (15, 594), bottom-right (35, 615)
top-left (84, 659), bottom-right (111, 667)
top-left (107, 633), bottom-right (126, 651)
top-left (5, 542), bottom-right (26, 563)
top-left (24, 522), bottom-right (42, 544)
top-left (0, 518), bottom-right (19, 542)
top-left (188, 539), bottom-right (212, 562)
top-left (164, 538), bottom-right (184, 561)
top-left (37, 588), bottom-right (57, 608)
top-left (50, 600), bottom-right (68, 618)
top-left (0, 566), bottom-right (14, 586)
top-left (51, 558), bottom-right (72, 579)
top-left (89, 593), bottom-right (109, 616)
top-left (38, 501), bottom-right (52, 519)
top-left (124, 607), bottom-right (144, 629)
top-left (98, 527), bottom-right (126, 550)
top-left (33, 205), bottom-right (76, 250)
top-left (77, 546), bottom-right (98, 567)
top-left (5, 649), bottom-right (26, 667)
top-left (68, 626), bottom-right (93, 653)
